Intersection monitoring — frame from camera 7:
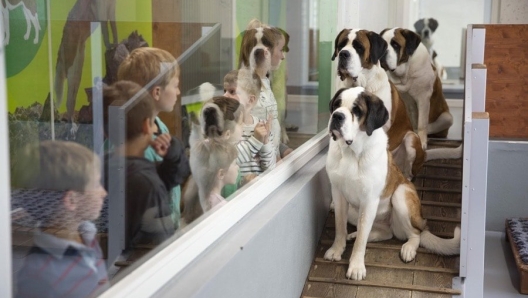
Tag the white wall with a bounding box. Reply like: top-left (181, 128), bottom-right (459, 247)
top-left (418, 0), bottom-right (486, 67)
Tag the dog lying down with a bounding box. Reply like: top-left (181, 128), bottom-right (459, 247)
top-left (325, 86), bottom-right (460, 280)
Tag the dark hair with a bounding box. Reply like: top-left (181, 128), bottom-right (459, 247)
top-left (103, 80), bottom-right (155, 141)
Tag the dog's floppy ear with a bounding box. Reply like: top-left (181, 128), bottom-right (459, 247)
top-left (332, 29), bottom-right (348, 61)
top-left (401, 29), bottom-right (422, 57)
top-left (360, 92), bottom-right (388, 136)
top-left (429, 18), bottom-right (439, 32)
top-left (413, 19), bottom-right (425, 33)
top-left (367, 31), bottom-right (388, 64)
top-left (329, 88), bottom-right (346, 113)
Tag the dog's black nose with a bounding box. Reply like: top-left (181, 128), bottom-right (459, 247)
top-left (346, 140), bottom-right (353, 145)
top-left (332, 112), bottom-right (345, 122)
top-left (424, 30), bottom-right (429, 37)
top-left (339, 51), bottom-right (350, 59)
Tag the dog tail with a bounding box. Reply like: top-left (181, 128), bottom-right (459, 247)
top-left (420, 226), bottom-right (461, 255)
top-left (199, 82), bottom-right (216, 102)
top-left (425, 144), bottom-right (462, 161)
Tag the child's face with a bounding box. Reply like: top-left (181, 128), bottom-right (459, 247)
top-left (224, 159), bottom-right (239, 185)
top-left (235, 86), bottom-right (252, 110)
top-left (229, 115), bottom-right (244, 143)
top-left (78, 170), bottom-right (107, 221)
top-left (270, 36), bottom-right (286, 70)
top-left (158, 75), bottom-right (180, 112)
top-left (223, 83), bottom-right (239, 101)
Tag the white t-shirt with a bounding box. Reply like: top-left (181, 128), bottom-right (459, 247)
top-left (251, 77), bottom-right (281, 156)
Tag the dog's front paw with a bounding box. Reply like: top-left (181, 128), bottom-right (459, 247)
top-left (346, 260), bottom-right (366, 280)
top-left (400, 242), bottom-right (417, 263)
top-left (324, 245), bottom-right (345, 261)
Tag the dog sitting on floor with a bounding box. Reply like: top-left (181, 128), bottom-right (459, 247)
top-left (324, 86), bottom-right (461, 281)
top-left (413, 18), bottom-right (447, 80)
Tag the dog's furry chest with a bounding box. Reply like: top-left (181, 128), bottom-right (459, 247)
top-left (326, 140), bottom-right (388, 205)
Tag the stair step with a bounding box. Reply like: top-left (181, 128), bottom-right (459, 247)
top-left (314, 258), bottom-right (459, 274)
top-left (416, 187), bottom-right (461, 193)
top-left (307, 277), bottom-right (462, 295)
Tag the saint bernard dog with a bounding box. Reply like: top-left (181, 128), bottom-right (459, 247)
top-left (413, 18), bottom-right (447, 80)
top-left (332, 28), bottom-right (424, 178)
top-left (325, 86), bottom-right (461, 281)
top-left (380, 28), bottom-right (453, 149)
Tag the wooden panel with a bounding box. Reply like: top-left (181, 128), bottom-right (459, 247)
top-left (484, 25), bottom-right (528, 139)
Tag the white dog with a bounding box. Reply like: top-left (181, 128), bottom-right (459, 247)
top-left (324, 86), bottom-right (460, 281)
top-left (1, 0), bottom-right (41, 45)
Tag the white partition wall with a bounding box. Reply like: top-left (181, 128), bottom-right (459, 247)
top-left (454, 25), bottom-right (490, 297)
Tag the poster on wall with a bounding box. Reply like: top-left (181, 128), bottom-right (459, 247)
top-left (5, 0), bottom-right (153, 171)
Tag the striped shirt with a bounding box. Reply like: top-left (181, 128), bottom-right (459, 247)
top-left (251, 77), bottom-right (281, 157)
top-left (237, 115), bottom-right (276, 176)
top-left (16, 221), bottom-right (109, 298)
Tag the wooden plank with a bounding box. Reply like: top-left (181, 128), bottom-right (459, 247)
top-left (308, 277), bottom-right (461, 295)
top-left (415, 187), bottom-right (461, 193)
top-left (314, 258), bottom-right (459, 274)
top-left (356, 286), bottom-right (410, 298)
top-left (415, 174), bottom-right (462, 181)
top-left (423, 163), bottom-right (462, 169)
top-left (424, 216), bottom-right (461, 223)
top-left (421, 201), bottom-right (461, 208)
top-left (484, 25), bottom-right (528, 138)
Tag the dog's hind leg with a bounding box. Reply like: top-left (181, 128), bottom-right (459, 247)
top-left (65, 43), bottom-right (86, 138)
top-left (324, 186), bottom-right (349, 262)
top-left (391, 184), bottom-right (424, 262)
top-left (347, 221), bottom-right (392, 242)
top-left (428, 111), bottom-right (453, 138)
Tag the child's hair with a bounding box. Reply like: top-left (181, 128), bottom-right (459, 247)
top-left (277, 27), bottom-right (290, 53)
top-left (200, 96), bottom-right (242, 138)
top-left (117, 47), bottom-right (180, 91)
top-left (102, 80), bottom-right (155, 141)
top-left (237, 68), bottom-right (262, 99)
top-left (189, 137), bottom-right (238, 210)
top-left (223, 69), bottom-right (238, 90)
top-left (11, 141), bottom-right (98, 224)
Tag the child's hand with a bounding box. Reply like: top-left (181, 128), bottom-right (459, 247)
top-left (253, 122), bottom-right (268, 143)
top-left (264, 114), bottom-right (273, 144)
top-left (151, 133), bottom-right (171, 157)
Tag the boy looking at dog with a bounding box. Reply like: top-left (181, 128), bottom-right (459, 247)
top-left (13, 140), bottom-right (109, 298)
top-left (103, 81), bottom-right (190, 247)
top-left (117, 47), bottom-right (189, 229)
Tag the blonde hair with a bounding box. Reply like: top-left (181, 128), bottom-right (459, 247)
top-left (237, 68), bottom-right (262, 99)
top-left (103, 81), bottom-right (155, 141)
top-left (11, 141), bottom-right (100, 225)
top-left (117, 47), bottom-right (180, 91)
top-left (13, 141), bottom-right (98, 193)
top-left (190, 138), bottom-right (238, 211)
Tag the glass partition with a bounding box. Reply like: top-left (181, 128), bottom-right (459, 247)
top-left (6, 0), bottom-right (331, 296)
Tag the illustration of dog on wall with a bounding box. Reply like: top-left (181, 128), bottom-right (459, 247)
top-left (54, 0), bottom-right (117, 138)
top-left (1, 0), bottom-right (41, 45)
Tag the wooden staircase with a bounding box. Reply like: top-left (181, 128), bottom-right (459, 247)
top-left (301, 140), bottom-right (463, 298)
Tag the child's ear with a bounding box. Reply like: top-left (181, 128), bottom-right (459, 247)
top-left (63, 191), bottom-right (77, 211)
top-left (151, 86), bottom-right (161, 101)
top-left (217, 168), bottom-right (225, 180)
top-left (142, 118), bottom-right (151, 135)
top-left (222, 130), bottom-right (231, 140)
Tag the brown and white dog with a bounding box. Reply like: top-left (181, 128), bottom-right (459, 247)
top-left (325, 86), bottom-right (460, 281)
top-left (380, 28), bottom-right (453, 149)
top-left (54, 0), bottom-right (118, 138)
top-left (332, 28), bottom-right (424, 178)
